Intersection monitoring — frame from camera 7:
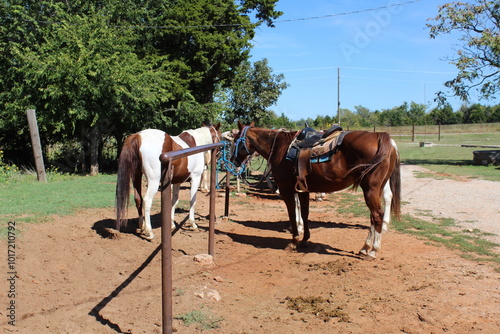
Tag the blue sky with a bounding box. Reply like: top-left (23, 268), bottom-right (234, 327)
top-left (249, 0), bottom-right (477, 121)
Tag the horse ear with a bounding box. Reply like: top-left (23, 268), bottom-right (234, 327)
top-left (215, 122), bottom-right (221, 130)
top-left (250, 121), bottom-right (255, 127)
top-left (237, 120), bottom-right (244, 129)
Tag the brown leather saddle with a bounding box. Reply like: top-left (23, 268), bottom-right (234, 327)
top-left (285, 125), bottom-right (349, 192)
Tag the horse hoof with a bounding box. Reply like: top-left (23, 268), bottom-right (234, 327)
top-left (143, 233), bottom-right (155, 241)
top-left (297, 241), bottom-right (309, 249)
top-left (362, 254), bottom-right (376, 261)
top-left (285, 243), bottom-right (297, 252)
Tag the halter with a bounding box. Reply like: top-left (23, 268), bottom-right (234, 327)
top-left (217, 126), bottom-right (251, 177)
top-left (232, 126), bottom-right (251, 163)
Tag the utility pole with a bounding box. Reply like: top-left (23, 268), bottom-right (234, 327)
top-left (337, 67), bottom-right (341, 125)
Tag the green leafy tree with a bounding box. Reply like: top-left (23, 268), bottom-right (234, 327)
top-left (0, 0), bottom-right (283, 173)
top-left (428, 1), bottom-right (500, 101)
top-left (380, 105), bottom-right (405, 126)
top-left (489, 104), bottom-right (500, 122)
top-left (406, 102), bottom-right (427, 125)
top-left (462, 103), bottom-right (489, 123)
top-left (339, 108), bottom-right (359, 128)
top-left (10, 5), bottom-right (179, 174)
top-left (226, 58), bottom-right (289, 125)
top-left (354, 105), bottom-right (376, 127)
top-left (108, 0), bottom-right (282, 104)
top-left (429, 103), bottom-right (462, 124)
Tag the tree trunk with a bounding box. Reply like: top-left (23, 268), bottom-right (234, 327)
top-left (89, 124), bottom-right (101, 176)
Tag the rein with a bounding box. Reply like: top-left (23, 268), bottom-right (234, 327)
top-left (267, 129), bottom-right (282, 163)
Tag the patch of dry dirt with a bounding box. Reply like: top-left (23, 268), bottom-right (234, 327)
top-left (1, 169), bottom-right (499, 334)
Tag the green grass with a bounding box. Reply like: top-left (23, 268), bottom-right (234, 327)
top-left (396, 132), bottom-right (500, 181)
top-left (0, 173), bottom-right (116, 237)
top-left (175, 308), bottom-right (223, 330)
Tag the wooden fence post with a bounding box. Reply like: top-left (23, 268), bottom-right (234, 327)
top-left (26, 109), bottom-right (47, 182)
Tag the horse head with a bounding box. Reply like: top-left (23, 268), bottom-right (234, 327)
top-left (231, 121), bottom-right (255, 167)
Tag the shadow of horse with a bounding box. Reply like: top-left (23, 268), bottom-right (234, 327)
top-left (225, 218), bottom-right (367, 259)
top-left (229, 218), bottom-right (368, 233)
top-left (91, 210), bottom-right (192, 240)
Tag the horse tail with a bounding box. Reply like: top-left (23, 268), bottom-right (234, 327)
top-left (389, 141), bottom-right (401, 220)
top-left (351, 132), bottom-right (394, 189)
top-left (116, 133), bottom-right (142, 231)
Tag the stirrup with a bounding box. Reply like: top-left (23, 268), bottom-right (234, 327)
top-left (295, 179), bottom-right (309, 193)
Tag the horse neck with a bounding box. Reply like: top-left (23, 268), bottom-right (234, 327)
top-left (249, 128), bottom-right (288, 161)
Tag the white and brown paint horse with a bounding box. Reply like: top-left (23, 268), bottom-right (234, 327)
top-left (231, 121), bottom-right (401, 260)
top-left (116, 123), bottom-right (221, 239)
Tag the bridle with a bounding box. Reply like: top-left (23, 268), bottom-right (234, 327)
top-left (232, 126), bottom-right (282, 166)
top-left (232, 126), bottom-right (251, 166)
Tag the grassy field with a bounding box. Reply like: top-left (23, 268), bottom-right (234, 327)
top-left (396, 132), bottom-right (500, 181)
top-left (0, 173), bottom-right (116, 237)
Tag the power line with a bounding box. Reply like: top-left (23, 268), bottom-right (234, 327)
top-left (274, 0), bottom-right (421, 24)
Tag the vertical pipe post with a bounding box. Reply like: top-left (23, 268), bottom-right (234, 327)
top-left (161, 161), bottom-right (173, 334)
top-left (224, 169), bottom-right (230, 217)
top-left (208, 148), bottom-right (217, 256)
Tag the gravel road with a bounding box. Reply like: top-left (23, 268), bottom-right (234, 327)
top-left (401, 165), bottom-right (500, 244)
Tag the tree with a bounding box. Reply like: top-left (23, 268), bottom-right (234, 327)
top-left (428, 1), bottom-right (500, 101)
top-left (225, 58), bottom-right (289, 125)
top-left (429, 103), bottom-right (461, 124)
top-left (354, 105), bottom-right (375, 127)
top-left (0, 0), bottom-right (283, 173)
top-left (462, 103), bottom-right (489, 123)
top-left (406, 102), bottom-right (427, 125)
top-left (11, 5), bottom-right (179, 174)
top-left (380, 105), bottom-right (405, 126)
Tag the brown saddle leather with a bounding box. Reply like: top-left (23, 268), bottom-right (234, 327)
top-left (288, 126), bottom-right (348, 192)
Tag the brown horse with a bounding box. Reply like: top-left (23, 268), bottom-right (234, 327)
top-left (231, 121), bottom-right (401, 260)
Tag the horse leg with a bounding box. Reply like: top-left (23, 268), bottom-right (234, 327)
top-left (297, 192), bottom-right (310, 248)
top-left (171, 183), bottom-right (180, 229)
top-left (359, 187), bottom-right (384, 260)
top-left (282, 192), bottom-right (300, 250)
top-left (187, 174), bottom-right (203, 230)
top-left (132, 171), bottom-right (144, 233)
top-left (141, 177), bottom-right (158, 240)
top-left (294, 194), bottom-right (304, 236)
top-left (382, 181), bottom-right (392, 232)
top-left (200, 151), bottom-right (210, 193)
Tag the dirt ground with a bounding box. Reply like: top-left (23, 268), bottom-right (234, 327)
top-left (1, 165), bottom-right (499, 334)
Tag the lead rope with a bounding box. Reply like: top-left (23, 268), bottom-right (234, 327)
top-left (220, 141), bottom-right (247, 177)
